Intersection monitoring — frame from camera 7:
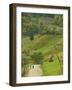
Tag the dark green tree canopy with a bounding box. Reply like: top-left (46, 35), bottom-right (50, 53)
top-left (21, 13), bottom-right (63, 39)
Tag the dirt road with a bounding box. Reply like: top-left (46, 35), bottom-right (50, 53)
top-left (27, 65), bottom-right (43, 77)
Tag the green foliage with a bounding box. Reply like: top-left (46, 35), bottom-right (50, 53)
top-left (30, 33), bottom-right (34, 40)
top-left (21, 54), bottom-right (30, 65)
top-left (21, 13), bottom-right (63, 76)
top-left (21, 13), bottom-right (63, 38)
top-left (31, 52), bottom-right (43, 64)
top-left (53, 15), bottom-right (63, 27)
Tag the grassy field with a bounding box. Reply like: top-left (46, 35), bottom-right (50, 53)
top-left (21, 34), bottom-right (63, 76)
top-left (41, 56), bottom-right (62, 76)
top-left (21, 13), bottom-right (63, 77)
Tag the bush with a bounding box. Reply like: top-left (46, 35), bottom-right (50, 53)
top-left (31, 52), bottom-right (43, 64)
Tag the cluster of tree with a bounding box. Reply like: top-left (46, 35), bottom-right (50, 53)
top-left (22, 46), bottom-right (43, 64)
top-left (21, 13), bottom-right (63, 40)
top-left (22, 51), bottom-right (43, 65)
top-left (31, 52), bottom-right (43, 64)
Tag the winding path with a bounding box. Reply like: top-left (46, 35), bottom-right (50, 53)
top-left (27, 65), bottom-right (43, 77)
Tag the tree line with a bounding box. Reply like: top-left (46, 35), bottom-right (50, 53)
top-left (21, 13), bottom-right (63, 40)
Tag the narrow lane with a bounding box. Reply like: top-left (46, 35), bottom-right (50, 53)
top-left (27, 65), bottom-right (43, 77)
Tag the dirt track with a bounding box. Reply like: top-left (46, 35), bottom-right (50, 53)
top-left (27, 65), bottom-right (43, 77)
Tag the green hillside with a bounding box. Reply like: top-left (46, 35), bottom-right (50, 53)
top-left (21, 13), bottom-right (63, 77)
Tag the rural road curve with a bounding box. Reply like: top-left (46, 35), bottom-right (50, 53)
top-left (27, 65), bottom-right (43, 77)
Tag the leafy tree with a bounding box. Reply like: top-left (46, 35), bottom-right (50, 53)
top-left (53, 15), bottom-right (63, 27)
top-left (31, 52), bottom-right (43, 64)
top-left (21, 13), bottom-right (63, 37)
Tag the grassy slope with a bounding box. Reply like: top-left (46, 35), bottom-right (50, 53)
top-left (22, 35), bottom-right (62, 51)
top-left (41, 56), bottom-right (62, 76)
top-left (22, 34), bottom-right (63, 76)
top-left (36, 35), bottom-right (63, 54)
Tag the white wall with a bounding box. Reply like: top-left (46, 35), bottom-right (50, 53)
top-left (0, 0), bottom-right (72, 90)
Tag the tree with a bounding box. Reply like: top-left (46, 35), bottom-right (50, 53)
top-left (31, 52), bottom-right (43, 64)
top-left (53, 15), bottom-right (63, 27)
top-left (48, 55), bottom-right (54, 62)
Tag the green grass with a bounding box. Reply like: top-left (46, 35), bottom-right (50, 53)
top-left (21, 13), bottom-right (63, 76)
top-left (36, 35), bottom-right (63, 54)
top-left (41, 57), bottom-right (62, 76)
top-left (22, 35), bottom-right (62, 52)
top-left (22, 34), bottom-right (63, 76)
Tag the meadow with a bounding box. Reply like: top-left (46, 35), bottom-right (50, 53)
top-left (21, 13), bottom-right (63, 77)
